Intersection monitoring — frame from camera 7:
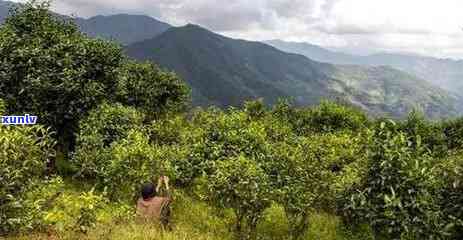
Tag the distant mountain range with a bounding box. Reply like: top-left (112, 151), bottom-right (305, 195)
top-left (0, 0), bottom-right (171, 45)
top-left (74, 14), bottom-right (171, 45)
top-left (125, 25), bottom-right (460, 118)
top-left (266, 40), bottom-right (463, 94)
top-left (0, 0), bottom-right (461, 118)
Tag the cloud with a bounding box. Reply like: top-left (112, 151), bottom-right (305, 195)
top-left (162, 0), bottom-right (266, 31)
top-left (8, 0), bottom-right (463, 58)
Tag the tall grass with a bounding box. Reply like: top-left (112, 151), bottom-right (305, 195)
top-left (6, 190), bottom-right (373, 240)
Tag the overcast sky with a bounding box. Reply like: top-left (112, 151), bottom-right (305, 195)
top-left (10, 0), bottom-right (463, 59)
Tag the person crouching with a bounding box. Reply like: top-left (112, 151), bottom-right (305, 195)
top-left (136, 176), bottom-right (172, 230)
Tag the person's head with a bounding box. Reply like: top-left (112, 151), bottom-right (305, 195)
top-left (141, 182), bottom-right (156, 200)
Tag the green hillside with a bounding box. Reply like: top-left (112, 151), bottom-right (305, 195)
top-left (126, 24), bottom-right (459, 118)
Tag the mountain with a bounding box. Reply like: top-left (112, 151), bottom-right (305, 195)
top-left (0, 0), bottom-right (171, 45)
top-left (265, 40), bottom-right (360, 64)
top-left (126, 25), bottom-right (460, 118)
top-left (74, 14), bottom-right (171, 45)
top-left (266, 40), bottom-right (463, 94)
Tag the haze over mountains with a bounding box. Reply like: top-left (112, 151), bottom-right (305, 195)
top-left (266, 40), bottom-right (463, 94)
top-left (0, 0), bottom-right (462, 118)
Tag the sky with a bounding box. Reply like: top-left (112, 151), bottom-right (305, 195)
top-left (10, 0), bottom-right (463, 59)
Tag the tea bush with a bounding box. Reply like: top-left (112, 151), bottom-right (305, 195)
top-left (0, 1), bottom-right (124, 147)
top-left (178, 108), bottom-right (271, 185)
top-left (296, 101), bottom-right (368, 135)
top-left (116, 60), bottom-right (190, 116)
top-left (0, 125), bottom-right (55, 234)
top-left (43, 189), bottom-right (105, 233)
top-left (268, 134), bottom-right (362, 240)
top-left (441, 117), bottom-right (463, 151)
top-left (73, 103), bottom-right (145, 178)
top-left (199, 155), bottom-right (271, 240)
top-left (147, 114), bottom-right (192, 145)
top-left (436, 152), bottom-right (463, 238)
top-left (101, 130), bottom-right (167, 200)
top-left (400, 110), bottom-right (447, 157)
top-left (341, 122), bottom-right (444, 239)
top-left (20, 177), bottom-right (104, 233)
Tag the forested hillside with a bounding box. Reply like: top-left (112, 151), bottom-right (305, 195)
top-left (125, 24), bottom-right (459, 118)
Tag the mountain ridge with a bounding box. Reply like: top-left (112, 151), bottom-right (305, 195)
top-left (74, 14), bottom-right (171, 45)
top-left (126, 24), bottom-right (460, 118)
top-left (0, 0), bottom-right (171, 45)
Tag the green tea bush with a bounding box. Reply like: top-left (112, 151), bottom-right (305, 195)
top-left (341, 121), bottom-right (444, 239)
top-left (22, 177), bottom-right (65, 231)
top-left (268, 134), bottom-right (361, 240)
top-left (101, 130), bottom-right (167, 200)
top-left (178, 108), bottom-right (271, 185)
top-left (0, 2), bottom-right (190, 158)
top-left (0, 2), bottom-right (124, 147)
top-left (73, 103), bottom-right (145, 178)
top-left (76, 128), bottom-right (171, 201)
top-left (299, 100), bottom-right (368, 134)
top-left (148, 114), bottom-right (192, 145)
top-left (199, 155), bottom-right (271, 240)
top-left (441, 117), bottom-right (463, 151)
top-left (243, 99), bottom-right (267, 120)
top-left (0, 125), bottom-right (55, 234)
top-left (273, 100), bottom-right (368, 136)
top-left (436, 152), bottom-right (463, 238)
top-left (116, 60), bottom-right (190, 116)
top-left (400, 110), bottom-right (447, 157)
top-left (21, 177), bottom-right (104, 233)
top-left (270, 99), bottom-right (297, 122)
top-left (43, 189), bottom-right (105, 233)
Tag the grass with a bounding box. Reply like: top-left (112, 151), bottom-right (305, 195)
top-left (5, 187), bottom-right (373, 240)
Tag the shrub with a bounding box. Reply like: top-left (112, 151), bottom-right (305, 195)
top-left (43, 188), bottom-right (105, 233)
top-left (73, 103), bottom-right (145, 178)
top-left (270, 99), bottom-right (296, 122)
top-left (0, 2), bottom-right (124, 151)
top-left (101, 130), bottom-right (167, 200)
top-left (441, 117), bottom-right (463, 151)
top-left (199, 156), bottom-right (271, 240)
top-left (116, 60), bottom-right (190, 116)
top-left (268, 134), bottom-right (361, 240)
top-left (341, 121), bottom-right (444, 239)
top-left (243, 99), bottom-right (267, 120)
top-left (20, 177), bottom-right (102, 233)
top-left (0, 125), bottom-right (55, 234)
top-left (436, 152), bottom-right (463, 238)
top-left (298, 100), bottom-right (368, 134)
top-left (177, 109), bottom-right (271, 186)
top-left (400, 110), bottom-right (447, 157)
top-left (147, 114), bottom-right (191, 146)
